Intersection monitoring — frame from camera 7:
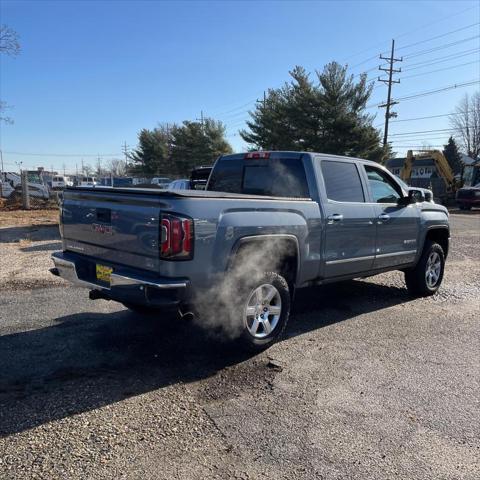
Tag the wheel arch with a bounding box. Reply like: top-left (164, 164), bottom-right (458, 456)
top-left (424, 226), bottom-right (450, 258)
top-left (227, 234), bottom-right (300, 290)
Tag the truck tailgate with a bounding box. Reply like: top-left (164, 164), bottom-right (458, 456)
top-left (62, 188), bottom-right (170, 272)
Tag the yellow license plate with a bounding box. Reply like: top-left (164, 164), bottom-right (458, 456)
top-left (96, 264), bottom-right (113, 284)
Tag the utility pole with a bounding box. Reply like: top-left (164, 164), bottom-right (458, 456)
top-left (196, 111), bottom-right (205, 132)
top-left (97, 155), bottom-right (102, 177)
top-left (122, 141), bottom-right (129, 174)
top-left (0, 150), bottom-right (3, 198)
top-left (378, 39), bottom-right (402, 154)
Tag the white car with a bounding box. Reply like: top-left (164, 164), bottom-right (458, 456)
top-left (79, 176), bottom-right (97, 187)
top-left (168, 179), bottom-right (191, 190)
top-left (52, 175), bottom-right (73, 190)
top-left (151, 177), bottom-right (171, 189)
top-left (2, 172), bottom-right (50, 199)
top-left (0, 179), bottom-right (15, 198)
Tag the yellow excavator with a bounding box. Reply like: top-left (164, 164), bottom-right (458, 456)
top-left (400, 150), bottom-right (460, 201)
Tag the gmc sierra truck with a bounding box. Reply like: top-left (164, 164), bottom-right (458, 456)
top-left (51, 151), bottom-right (450, 350)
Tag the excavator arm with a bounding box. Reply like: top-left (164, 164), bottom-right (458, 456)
top-left (400, 149), bottom-right (457, 191)
top-left (400, 150), bottom-right (414, 181)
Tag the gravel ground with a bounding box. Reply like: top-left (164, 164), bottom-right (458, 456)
top-left (0, 212), bottom-right (478, 479)
top-left (0, 223), bottom-right (65, 289)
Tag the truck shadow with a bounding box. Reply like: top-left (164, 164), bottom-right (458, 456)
top-left (0, 224), bottom-right (60, 243)
top-left (0, 280), bottom-right (412, 437)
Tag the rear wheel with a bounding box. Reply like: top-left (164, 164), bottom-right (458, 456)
top-left (236, 272), bottom-right (291, 352)
top-left (405, 241), bottom-right (445, 296)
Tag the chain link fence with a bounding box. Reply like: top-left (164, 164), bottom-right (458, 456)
top-left (0, 171), bottom-right (61, 211)
top-left (0, 171), bottom-right (193, 212)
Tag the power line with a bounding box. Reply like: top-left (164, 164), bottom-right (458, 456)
top-left (351, 26), bottom-right (478, 79)
top-left (341, 4), bottom-right (479, 62)
top-left (213, 99), bottom-right (258, 117)
top-left (376, 111), bottom-right (463, 126)
top-left (221, 109), bottom-right (253, 120)
top-left (389, 127), bottom-right (474, 137)
top-left (403, 35), bottom-right (480, 60)
top-left (391, 136), bottom-right (455, 142)
top-left (396, 79), bottom-right (479, 101)
top-left (2, 151), bottom-right (123, 157)
top-left (210, 33), bottom-right (478, 127)
top-left (392, 112), bottom-right (463, 122)
top-left (402, 47), bottom-right (479, 70)
top-left (390, 144), bottom-right (447, 148)
top-left (349, 54), bottom-right (380, 70)
top-left (368, 79), bottom-right (480, 108)
top-left (401, 60), bottom-right (479, 80)
top-left (396, 21), bottom-right (480, 52)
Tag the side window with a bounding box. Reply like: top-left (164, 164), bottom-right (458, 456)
top-left (209, 158), bottom-right (309, 197)
top-left (243, 159), bottom-right (309, 197)
top-left (320, 160), bottom-right (365, 202)
top-left (364, 166), bottom-right (401, 203)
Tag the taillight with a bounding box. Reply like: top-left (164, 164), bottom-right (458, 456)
top-left (245, 151), bottom-right (270, 159)
top-left (160, 214), bottom-right (194, 260)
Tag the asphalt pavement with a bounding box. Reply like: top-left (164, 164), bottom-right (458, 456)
top-left (0, 213), bottom-right (478, 479)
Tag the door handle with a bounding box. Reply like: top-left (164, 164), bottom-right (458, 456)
top-left (378, 213), bottom-right (390, 221)
top-left (327, 214), bottom-right (343, 222)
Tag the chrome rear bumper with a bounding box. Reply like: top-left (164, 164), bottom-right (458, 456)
top-left (50, 252), bottom-right (187, 291)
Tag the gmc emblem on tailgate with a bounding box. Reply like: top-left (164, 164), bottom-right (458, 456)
top-left (92, 223), bottom-right (113, 235)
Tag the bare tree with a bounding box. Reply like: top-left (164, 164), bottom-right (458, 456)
top-left (450, 92), bottom-right (480, 159)
top-left (83, 164), bottom-right (94, 176)
top-left (0, 25), bottom-right (20, 124)
top-left (106, 158), bottom-right (127, 176)
top-left (0, 25), bottom-right (20, 56)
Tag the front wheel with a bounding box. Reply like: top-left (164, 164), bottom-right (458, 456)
top-left (236, 272), bottom-right (291, 352)
top-left (405, 241), bottom-right (445, 297)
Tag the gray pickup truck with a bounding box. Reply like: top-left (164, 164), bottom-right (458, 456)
top-left (52, 151), bottom-right (450, 350)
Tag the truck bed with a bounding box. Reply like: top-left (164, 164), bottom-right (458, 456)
top-left (65, 186), bottom-right (311, 201)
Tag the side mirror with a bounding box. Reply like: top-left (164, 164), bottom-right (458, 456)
top-left (398, 189), bottom-right (423, 206)
top-left (409, 189), bottom-right (425, 203)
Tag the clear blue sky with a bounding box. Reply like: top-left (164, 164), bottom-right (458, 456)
top-left (1, 0), bottom-right (479, 173)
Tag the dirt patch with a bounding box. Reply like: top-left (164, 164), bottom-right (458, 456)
top-left (0, 209), bottom-right (59, 228)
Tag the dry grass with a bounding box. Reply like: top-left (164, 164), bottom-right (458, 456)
top-left (0, 209), bottom-right (59, 228)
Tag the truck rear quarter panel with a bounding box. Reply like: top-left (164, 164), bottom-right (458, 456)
top-left (159, 197), bottom-right (322, 291)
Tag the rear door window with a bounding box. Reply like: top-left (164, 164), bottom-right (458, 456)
top-left (208, 158), bottom-right (309, 198)
top-left (320, 160), bottom-right (365, 202)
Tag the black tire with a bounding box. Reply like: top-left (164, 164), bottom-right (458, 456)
top-left (459, 205), bottom-right (466, 210)
top-left (404, 241), bottom-right (445, 297)
top-left (234, 271), bottom-right (291, 352)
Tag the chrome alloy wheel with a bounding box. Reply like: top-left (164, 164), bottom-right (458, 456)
top-left (425, 251), bottom-right (442, 288)
top-left (244, 284), bottom-right (282, 339)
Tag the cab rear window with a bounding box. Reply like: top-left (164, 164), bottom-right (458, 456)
top-left (208, 158), bottom-right (309, 198)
